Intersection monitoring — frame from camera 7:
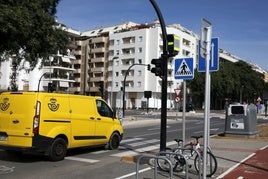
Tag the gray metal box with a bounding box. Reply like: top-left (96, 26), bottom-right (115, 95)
top-left (225, 103), bottom-right (259, 135)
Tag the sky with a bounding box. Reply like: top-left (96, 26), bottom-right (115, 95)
top-left (56, 0), bottom-right (268, 71)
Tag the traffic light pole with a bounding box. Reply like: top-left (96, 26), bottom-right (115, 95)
top-left (149, 0), bottom-right (168, 151)
top-left (122, 63), bottom-right (149, 117)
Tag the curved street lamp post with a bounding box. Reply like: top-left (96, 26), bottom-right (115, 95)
top-left (122, 63), bottom-right (149, 117)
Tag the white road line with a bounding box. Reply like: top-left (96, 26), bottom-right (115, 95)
top-left (127, 139), bottom-right (159, 147)
top-left (65, 156), bottom-right (99, 163)
top-left (120, 138), bottom-right (144, 144)
top-left (111, 140), bottom-right (177, 157)
top-left (260, 144), bottom-right (268, 150)
top-left (114, 167), bottom-right (152, 179)
top-left (90, 150), bottom-right (109, 154)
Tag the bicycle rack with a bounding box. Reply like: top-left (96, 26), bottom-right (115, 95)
top-left (135, 149), bottom-right (205, 179)
top-left (136, 154), bottom-right (173, 179)
top-left (158, 151), bottom-right (189, 179)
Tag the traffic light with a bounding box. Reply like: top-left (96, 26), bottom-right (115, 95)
top-left (147, 64), bottom-right (151, 71)
top-left (99, 81), bottom-right (104, 98)
top-left (150, 57), bottom-right (163, 77)
top-left (167, 34), bottom-right (180, 57)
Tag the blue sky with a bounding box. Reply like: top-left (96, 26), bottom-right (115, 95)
top-left (56, 0), bottom-right (268, 71)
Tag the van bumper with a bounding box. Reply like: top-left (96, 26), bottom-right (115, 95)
top-left (0, 134), bottom-right (53, 154)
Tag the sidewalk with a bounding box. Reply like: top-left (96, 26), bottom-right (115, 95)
top-left (121, 111), bottom-right (268, 178)
top-left (211, 136), bottom-right (268, 178)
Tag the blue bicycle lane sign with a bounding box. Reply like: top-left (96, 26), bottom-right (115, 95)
top-left (174, 58), bottom-right (194, 80)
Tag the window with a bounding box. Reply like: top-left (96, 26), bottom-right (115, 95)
top-left (138, 36), bottom-right (143, 42)
top-left (109, 40), bottom-right (114, 46)
top-left (138, 47), bottom-right (142, 53)
top-left (96, 100), bottom-right (113, 117)
top-left (138, 70), bottom-right (142, 76)
top-left (137, 81), bottom-right (141, 87)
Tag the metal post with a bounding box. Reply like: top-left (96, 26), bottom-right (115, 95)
top-left (149, 0), bottom-right (168, 152)
top-left (200, 18), bottom-right (212, 179)
top-left (202, 18), bottom-right (212, 178)
top-left (122, 63), bottom-right (149, 117)
top-left (182, 80), bottom-right (186, 145)
top-left (38, 73), bottom-right (49, 92)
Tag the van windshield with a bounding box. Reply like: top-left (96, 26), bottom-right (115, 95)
top-left (96, 100), bottom-right (113, 118)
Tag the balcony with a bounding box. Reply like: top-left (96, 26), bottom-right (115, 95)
top-left (91, 47), bottom-right (106, 53)
top-left (92, 36), bottom-right (107, 43)
top-left (90, 86), bottom-right (99, 92)
top-left (90, 77), bottom-right (105, 82)
top-left (75, 50), bottom-right (82, 55)
top-left (90, 57), bottom-right (105, 63)
top-left (74, 60), bottom-right (82, 64)
top-left (91, 67), bottom-right (105, 72)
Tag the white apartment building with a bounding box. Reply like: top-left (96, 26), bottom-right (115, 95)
top-left (0, 24), bottom-right (80, 92)
top-left (2, 21), bottom-right (265, 110)
top-left (107, 22), bottom-right (198, 109)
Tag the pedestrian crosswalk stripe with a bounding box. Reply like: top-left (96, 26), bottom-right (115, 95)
top-left (65, 156), bottom-right (99, 163)
top-left (111, 140), bottom-right (177, 157)
top-left (127, 139), bottom-right (159, 147)
top-left (120, 137), bottom-right (144, 144)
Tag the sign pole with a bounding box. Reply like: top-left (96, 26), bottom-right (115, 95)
top-left (201, 18), bottom-right (212, 179)
top-left (182, 80), bottom-right (186, 145)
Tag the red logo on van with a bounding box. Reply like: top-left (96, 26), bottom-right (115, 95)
top-left (0, 98), bottom-right (10, 111)
top-left (48, 98), bottom-right (59, 112)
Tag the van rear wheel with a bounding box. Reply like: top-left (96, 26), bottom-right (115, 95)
top-left (48, 138), bottom-right (67, 161)
top-left (107, 132), bottom-right (120, 150)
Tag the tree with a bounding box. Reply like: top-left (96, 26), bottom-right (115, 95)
top-left (188, 60), bottom-right (266, 109)
top-left (0, 0), bottom-right (69, 67)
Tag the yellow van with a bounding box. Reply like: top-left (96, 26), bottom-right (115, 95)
top-left (0, 92), bottom-right (123, 161)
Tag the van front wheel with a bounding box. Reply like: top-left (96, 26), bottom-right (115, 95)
top-left (107, 132), bottom-right (120, 150)
top-left (48, 138), bottom-right (67, 161)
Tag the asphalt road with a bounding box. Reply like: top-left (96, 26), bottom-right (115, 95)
top-left (0, 114), bottom-right (226, 179)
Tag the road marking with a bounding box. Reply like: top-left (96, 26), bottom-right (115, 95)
top-left (260, 144), bottom-right (268, 150)
top-left (111, 140), bottom-right (177, 157)
top-left (90, 150), bottom-right (108, 154)
top-left (114, 167), bottom-right (151, 179)
top-left (0, 165), bottom-right (15, 174)
top-left (65, 156), bottom-right (99, 163)
top-left (127, 139), bottom-right (159, 147)
top-left (216, 153), bottom-right (255, 179)
top-left (120, 137), bottom-right (143, 144)
top-left (148, 125), bottom-right (170, 131)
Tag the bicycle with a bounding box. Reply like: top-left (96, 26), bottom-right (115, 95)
top-left (157, 135), bottom-right (217, 177)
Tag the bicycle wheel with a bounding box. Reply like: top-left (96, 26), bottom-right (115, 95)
top-left (194, 151), bottom-right (217, 177)
top-left (157, 148), bottom-right (176, 172)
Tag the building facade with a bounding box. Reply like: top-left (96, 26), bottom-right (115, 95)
top-left (105, 22), bottom-right (198, 109)
top-left (0, 21), bottom-right (267, 110)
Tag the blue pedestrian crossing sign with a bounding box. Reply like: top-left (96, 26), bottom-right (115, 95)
top-left (198, 37), bottom-right (219, 72)
top-left (174, 58), bottom-right (194, 80)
